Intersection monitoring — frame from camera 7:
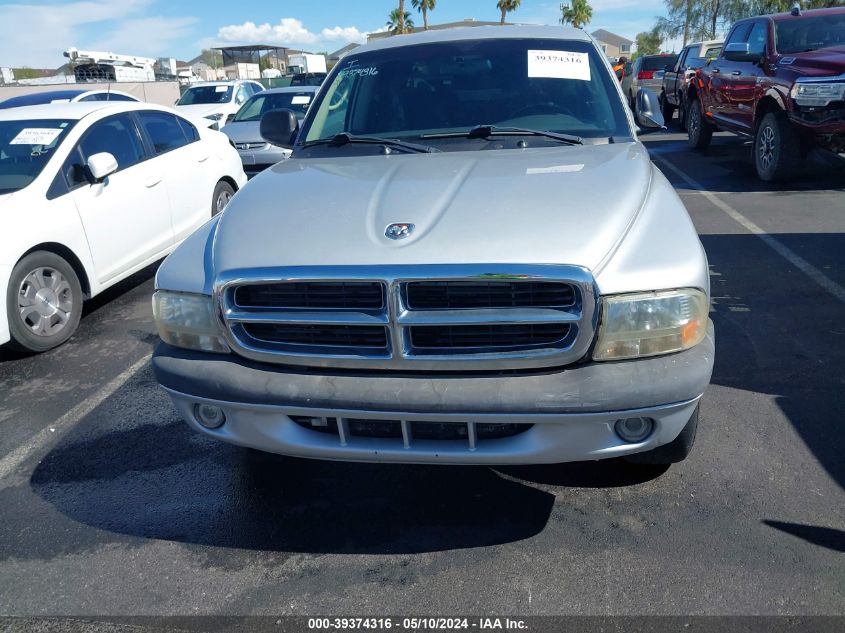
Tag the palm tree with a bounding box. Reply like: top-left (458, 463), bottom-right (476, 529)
top-left (387, 7), bottom-right (415, 34)
top-left (496, 0), bottom-right (521, 25)
top-left (560, 0), bottom-right (593, 30)
top-left (411, 0), bottom-right (437, 30)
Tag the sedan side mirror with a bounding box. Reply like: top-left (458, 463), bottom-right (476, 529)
top-left (260, 109), bottom-right (299, 148)
top-left (87, 152), bottom-right (118, 182)
top-left (635, 87), bottom-right (665, 132)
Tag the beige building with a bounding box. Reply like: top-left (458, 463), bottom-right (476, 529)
top-left (591, 29), bottom-right (633, 60)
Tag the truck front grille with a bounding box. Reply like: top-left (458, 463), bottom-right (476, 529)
top-left (218, 265), bottom-right (596, 370)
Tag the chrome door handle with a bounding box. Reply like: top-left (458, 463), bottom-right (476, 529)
top-left (711, 68), bottom-right (721, 74)
top-left (732, 70), bottom-right (742, 75)
top-left (145, 177), bottom-right (162, 188)
top-left (197, 154), bottom-right (210, 163)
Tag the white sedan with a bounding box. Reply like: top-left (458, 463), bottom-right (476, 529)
top-left (0, 101), bottom-right (247, 352)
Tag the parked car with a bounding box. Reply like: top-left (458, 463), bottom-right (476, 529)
top-left (0, 89), bottom-right (139, 109)
top-left (152, 25), bottom-right (714, 469)
top-left (175, 80), bottom-right (264, 130)
top-left (289, 72), bottom-right (327, 87)
top-left (221, 86), bottom-right (318, 177)
top-left (0, 102), bottom-right (247, 352)
top-left (688, 6), bottom-right (845, 181)
top-left (622, 54), bottom-right (679, 111)
top-left (661, 40), bottom-right (723, 128)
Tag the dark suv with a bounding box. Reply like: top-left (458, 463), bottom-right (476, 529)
top-left (687, 7), bottom-right (845, 181)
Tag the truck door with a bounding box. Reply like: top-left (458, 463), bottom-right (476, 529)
top-left (729, 21), bottom-right (770, 132)
top-left (667, 47), bottom-right (689, 106)
top-left (708, 23), bottom-right (752, 127)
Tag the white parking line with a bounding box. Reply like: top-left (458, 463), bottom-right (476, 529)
top-left (656, 157), bottom-right (845, 305)
top-left (0, 352), bottom-right (152, 484)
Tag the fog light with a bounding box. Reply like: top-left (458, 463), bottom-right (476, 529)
top-left (195, 404), bottom-right (226, 429)
top-left (615, 417), bottom-right (654, 443)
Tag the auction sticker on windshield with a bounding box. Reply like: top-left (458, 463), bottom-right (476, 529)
top-left (10, 128), bottom-right (63, 145)
top-left (527, 50), bottom-right (590, 81)
top-left (291, 95), bottom-right (312, 105)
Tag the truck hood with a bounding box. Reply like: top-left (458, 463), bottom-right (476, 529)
top-left (213, 143), bottom-right (653, 273)
top-left (780, 46), bottom-right (845, 77)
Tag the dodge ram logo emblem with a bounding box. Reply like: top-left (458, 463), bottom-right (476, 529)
top-left (385, 223), bottom-right (414, 240)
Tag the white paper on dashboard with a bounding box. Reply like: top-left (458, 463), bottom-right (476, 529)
top-left (215, 85), bottom-right (228, 92)
top-left (527, 50), bottom-right (591, 81)
top-left (291, 95), bottom-right (311, 105)
top-left (10, 128), bottom-right (63, 145)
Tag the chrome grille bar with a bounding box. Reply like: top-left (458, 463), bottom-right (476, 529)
top-left (216, 265), bottom-right (598, 371)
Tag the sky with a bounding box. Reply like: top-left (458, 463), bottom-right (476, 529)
top-left (0, 0), bottom-right (670, 68)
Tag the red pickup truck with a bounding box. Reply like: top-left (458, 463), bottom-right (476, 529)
top-left (687, 6), bottom-right (845, 181)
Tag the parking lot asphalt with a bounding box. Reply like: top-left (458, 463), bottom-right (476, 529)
top-left (0, 130), bottom-right (843, 618)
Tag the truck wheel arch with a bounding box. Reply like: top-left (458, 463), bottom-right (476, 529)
top-left (754, 94), bottom-right (786, 131)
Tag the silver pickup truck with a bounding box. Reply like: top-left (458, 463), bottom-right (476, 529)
top-left (152, 26), bottom-right (715, 469)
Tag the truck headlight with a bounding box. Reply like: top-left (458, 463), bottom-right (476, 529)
top-left (152, 291), bottom-right (229, 354)
top-left (593, 289), bottom-right (708, 361)
top-left (790, 81), bottom-right (845, 107)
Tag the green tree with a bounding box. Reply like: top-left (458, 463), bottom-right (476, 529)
top-left (200, 49), bottom-right (222, 69)
top-left (411, 0), bottom-right (437, 30)
top-left (560, 0), bottom-right (594, 29)
top-left (635, 27), bottom-right (663, 56)
top-left (387, 8), bottom-right (415, 34)
top-left (497, 0), bottom-right (522, 25)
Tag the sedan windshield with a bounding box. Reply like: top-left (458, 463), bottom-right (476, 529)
top-left (232, 91), bottom-right (314, 122)
top-left (300, 38), bottom-right (631, 151)
top-left (177, 85), bottom-right (233, 105)
top-left (777, 14), bottom-right (845, 54)
top-left (0, 119), bottom-right (75, 194)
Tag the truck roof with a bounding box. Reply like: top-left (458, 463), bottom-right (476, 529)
top-left (747, 6), bottom-right (845, 22)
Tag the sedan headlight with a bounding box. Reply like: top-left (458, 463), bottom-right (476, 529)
top-left (152, 291), bottom-right (229, 354)
top-left (790, 81), bottom-right (845, 107)
top-left (593, 289), bottom-right (708, 361)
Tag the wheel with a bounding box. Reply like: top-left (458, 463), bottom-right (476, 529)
top-left (212, 181), bottom-right (235, 217)
top-left (660, 93), bottom-right (675, 122)
top-left (686, 98), bottom-right (713, 150)
top-left (6, 251), bottom-right (83, 353)
top-left (625, 405), bottom-right (699, 465)
top-left (755, 111), bottom-right (800, 182)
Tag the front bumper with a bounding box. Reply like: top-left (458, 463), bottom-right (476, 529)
top-left (152, 322), bottom-right (714, 465)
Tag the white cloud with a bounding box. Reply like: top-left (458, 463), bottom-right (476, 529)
top-left (0, 0), bottom-right (196, 68)
top-left (212, 18), bottom-right (376, 52)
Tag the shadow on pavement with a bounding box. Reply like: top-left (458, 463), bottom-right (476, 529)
top-left (763, 520), bottom-right (845, 553)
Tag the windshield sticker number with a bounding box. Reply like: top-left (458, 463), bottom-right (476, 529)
top-left (10, 128), bottom-right (63, 145)
top-left (527, 50), bottom-right (591, 81)
top-left (215, 85), bottom-right (228, 92)
top-left (291, 95), bottom-right (312, 105)
top-left (339, 66), bottom-right (379, 78)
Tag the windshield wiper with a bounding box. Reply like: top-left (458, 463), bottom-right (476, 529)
top-left (421, 125), bottom-right (582, 145)
top-left (302, 132), bottom-right (437, 153)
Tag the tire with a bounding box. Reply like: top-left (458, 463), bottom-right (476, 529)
top-left (625, 405), bottom-right (699, 465)
top-left (687, 98), bottom-right (713, 150)
top-left (660, 93), bottom-right (675, 122)
top-left (754, 111), bottom-right (801, 182)
top-left (211, 181), bottom-right (235, 217)
top-left (6, 251), bottom-right (83, 353)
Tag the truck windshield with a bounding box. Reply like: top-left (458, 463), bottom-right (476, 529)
top-left (232, 92), bottom-right (313, 122)
top-left (300, 38), bottom-right (631, 149)
top-left (177, 85), bottom-right (233, 105)
top-left (776, 14), bottom-right (845, 54)
top-left (0, 119), bottom-right (75, 194)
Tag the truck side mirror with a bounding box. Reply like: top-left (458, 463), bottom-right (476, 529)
top-left (724, 42), bottom-right (757, 62)
top-left (260, 109), bottom-right (299, 148)
top-left (635, 88), bottom-right (665, 132)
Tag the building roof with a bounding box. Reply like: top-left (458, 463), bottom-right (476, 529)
top-left (359, 24), bottom-right (590, 55)
top-left (590, 29), bottom-right (634, 46)
top-left (328, 43), bottom-right (361, 61)
top-left (368, 19), bottom-right (512, 41)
